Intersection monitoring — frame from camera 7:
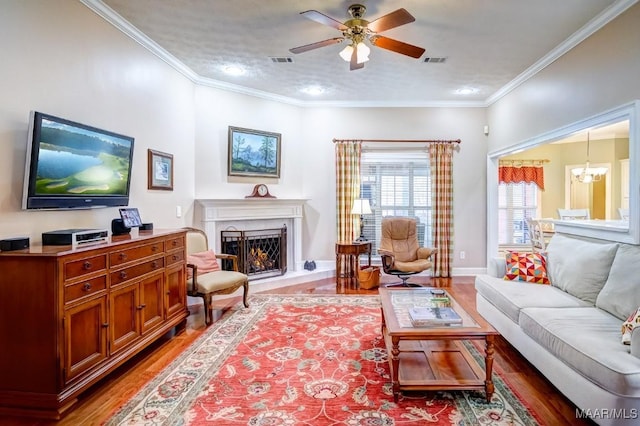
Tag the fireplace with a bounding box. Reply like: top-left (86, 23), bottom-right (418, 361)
top-left (221, 226), bottom-right (287, 279)
top-left (194, 198), bottom-right (306, 274)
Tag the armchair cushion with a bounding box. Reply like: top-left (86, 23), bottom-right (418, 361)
top-left (417, 247), bottom-right (436, 259)
top-left (188, 270), bottom-right (247, 294)
top-left (379, 217), bottom-right (420, 262)
top-left (393, 258), bottom-right (433, 273)
top-left (186, 250), bottom-right (220, 279)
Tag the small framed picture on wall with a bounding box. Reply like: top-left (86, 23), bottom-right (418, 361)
top-left (147, 149), bottom-right (174, 190)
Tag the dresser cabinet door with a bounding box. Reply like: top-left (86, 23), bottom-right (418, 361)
top-left (165, 263), bottom-right (186, 319)
top-left (64, 296), bottom-right (108, 383)
top-left (109, 283), bottom-right (141, 354)
top-left (140, 272), bottom-right (165, 333)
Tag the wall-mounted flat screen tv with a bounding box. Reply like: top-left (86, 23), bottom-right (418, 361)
top-left (22, 111), bottom-right (135, 210)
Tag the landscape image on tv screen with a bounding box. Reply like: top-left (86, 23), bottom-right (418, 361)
top-left (34, 118), bottom-right (132, 196)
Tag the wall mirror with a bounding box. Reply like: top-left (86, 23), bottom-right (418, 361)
top-left (487, 101), bottom-right (639, 260)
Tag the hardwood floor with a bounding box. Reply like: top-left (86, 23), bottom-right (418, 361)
top-left (3, 275), bottom-right (593, 425)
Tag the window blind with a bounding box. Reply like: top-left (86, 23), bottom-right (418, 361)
top-left (498, 182), bottom-right (539, 246)
top-left (360, 149), bottom-right (432, 256)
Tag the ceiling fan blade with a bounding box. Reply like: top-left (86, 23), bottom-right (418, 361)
top-left (300, 10), bottom-right (348, 31)
top-left (350, 48), bottom-right (365, 71)
top-left (370, 35), bottom-right (425, 58)
top-left (289, 37), bottom-right (343, 54)
top-left (367, 8), bottom-right (415, 33)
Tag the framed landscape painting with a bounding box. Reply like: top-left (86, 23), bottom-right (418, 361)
top-left (228, 126), bottom-right (281, 178)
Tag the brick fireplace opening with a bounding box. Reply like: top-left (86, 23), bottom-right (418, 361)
top-left (221, 226), bottom-right (287, 280)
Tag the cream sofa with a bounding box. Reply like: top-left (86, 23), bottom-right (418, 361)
top-left (475, 233), bottom-right (640, 426)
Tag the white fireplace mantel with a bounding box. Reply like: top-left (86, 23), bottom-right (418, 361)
top-left (194, 198), bottom-right (307, 272)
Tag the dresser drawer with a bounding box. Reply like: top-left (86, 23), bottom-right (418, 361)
top-left (165, 250), bottom-right (184, 266)
top-left (110, 257), bottom-right (165, 286)
top-left (110, 241), bottom-right (164, 267)
top-left (65, 254), bottom-right (108, 281)
top-left (65, 275), bottom-right (107, 303)
top-left (165, 235), bottom-right (184, 252)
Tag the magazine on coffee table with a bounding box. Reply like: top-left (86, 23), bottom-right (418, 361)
top-left (408, 306), bottom-right (463, 327)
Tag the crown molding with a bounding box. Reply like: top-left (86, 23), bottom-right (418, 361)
top-left (485, 0), bottom-right (638, 106)
top-left (82, 0), bottom-right (637, 109)
top-left (79, 0), bottom-right (488, 108)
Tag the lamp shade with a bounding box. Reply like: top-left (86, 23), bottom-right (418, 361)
top-left (351, 198), bottom-right (372, 215)
top-left (339, 45), bottom-right (354, 62)
top-left (355, 42), bottom-right (370, 64)
top-left (339, 42), bottom-right (370, 64)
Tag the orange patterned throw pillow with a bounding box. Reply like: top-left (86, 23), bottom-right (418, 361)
top-left (503, 251), bottom-right (550, 284)
top-left (622, 307), bottom-right (640, 345)
top-left (186, 250), bottom-right (221, 279)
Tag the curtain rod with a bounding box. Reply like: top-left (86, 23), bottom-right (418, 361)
top-left (333, 138), bottom-right (461, 144)
top-left (499, 159), bottom-right (550, 166)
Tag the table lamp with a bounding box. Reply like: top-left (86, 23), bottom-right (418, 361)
top-left (351, 198), bottom-right (372, 242)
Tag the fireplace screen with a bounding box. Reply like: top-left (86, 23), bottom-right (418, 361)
top-left (221, 226), bottom-right (287, 279)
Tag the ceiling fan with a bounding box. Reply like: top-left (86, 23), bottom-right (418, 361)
top-left (289, 4), bottom-right (426, 71)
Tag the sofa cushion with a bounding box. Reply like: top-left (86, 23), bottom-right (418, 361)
top-left (546, 234), bottom-right (618, 304)
top-left (596, 244), bottom-right (640, 321)
top-left (520, 307), bottom-right (640, 397)
top-left (475, 274), bottom-right (590, 323)
top-left (503, 251), bottom-right (550, 284)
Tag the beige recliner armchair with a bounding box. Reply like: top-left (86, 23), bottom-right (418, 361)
top-left (378, 217), bottom-right (436, 287)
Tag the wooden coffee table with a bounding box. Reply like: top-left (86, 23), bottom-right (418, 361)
top-left (378, 287), bottom-right (499, 402)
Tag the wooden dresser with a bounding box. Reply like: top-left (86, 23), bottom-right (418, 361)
top-left (0, 229), bottom-right (188, 419)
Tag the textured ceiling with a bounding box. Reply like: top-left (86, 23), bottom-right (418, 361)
top-left (90, 0), bottom-right (627, 106)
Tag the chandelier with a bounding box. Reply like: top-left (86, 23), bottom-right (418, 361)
top-left (571, 132), bottom-right (607, 183)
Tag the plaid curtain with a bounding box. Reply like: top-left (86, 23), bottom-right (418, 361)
top-left (429, 143), bottom-right (455, 277)
top-left (335, 141), bottom-right (362, 242)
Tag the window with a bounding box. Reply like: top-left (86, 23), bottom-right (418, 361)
top-left (360, 149), bottom-right (432, 255)
top-left (498, 182), bottom-right (540, 247)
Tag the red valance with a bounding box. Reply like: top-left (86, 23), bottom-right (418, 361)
top-left (499, 166), bottom-right (545, 190)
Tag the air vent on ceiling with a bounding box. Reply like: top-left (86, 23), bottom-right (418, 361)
top-left (270, 57), bottom-right (294, 63)
top-left (424, 57), bottom-right (447, 63)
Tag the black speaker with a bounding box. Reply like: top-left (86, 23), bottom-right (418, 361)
top-left (140, 222), bottom-right (153, 231)
top-left (111, 218), bottom-right (131, 236)
top-left (0, 237), bottom-right (30, 251)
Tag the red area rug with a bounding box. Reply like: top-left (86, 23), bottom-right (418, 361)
top-left (105, 295), bottom-right (539, 425)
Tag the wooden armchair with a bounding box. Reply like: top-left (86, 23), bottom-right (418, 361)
top-left (378, 217), bottom-right (436, 287)
top-left (184, 227), bottom-right (249, 325)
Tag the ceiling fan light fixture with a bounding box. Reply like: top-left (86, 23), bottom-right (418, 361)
top-left (339, 44), bottom-right (354, 62)
top-left (356, 42), bottom-right (370, 64)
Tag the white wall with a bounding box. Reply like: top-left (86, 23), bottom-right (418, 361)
top-left (0, 1), bottom-right (195, 243)
top-left (191, 100), bottom-right (488, 268)
top-left (193, 86), bottom-right (306, 202)
top-left (299, 107), bottom-right (488, 267)
top-left (486, 3), bottom-right (640, 256)
top-left (487, 3), bottom-right (640, 152)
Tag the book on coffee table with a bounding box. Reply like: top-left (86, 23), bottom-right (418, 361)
top-left (408, 306), bottom-right (463, 327)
